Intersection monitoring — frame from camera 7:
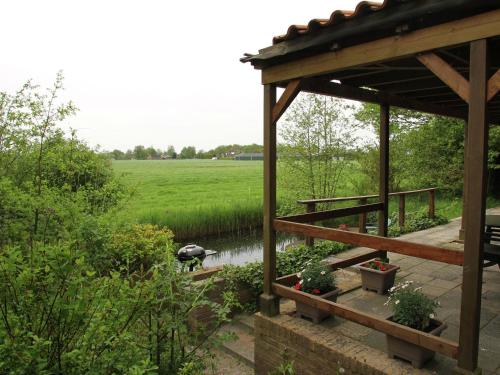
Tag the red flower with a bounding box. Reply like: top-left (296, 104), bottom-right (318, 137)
top-left (339, 223), bottom-right (349, 230)
top-left (312, 288), bottom-right (321, 295)
top-left (380, 265), bottom-right (386, 271)
top-left (294, 282), bottom-right (302, 290)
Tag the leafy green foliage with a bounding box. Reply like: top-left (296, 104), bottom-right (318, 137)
top-left (386, 281), bottom-right (439, 331)
top-left (278, 94), bottom-right (357, 204)
top-left (0, 76), bottom-right (233, 374)
top-left (0, 236), bottom-right (234, 374)
top-left (298, 261), bottom-right (336, 294)
top-left (220, 241), bottom-right (348, 303)
top-left (387, 210), bottom-right (448, 237)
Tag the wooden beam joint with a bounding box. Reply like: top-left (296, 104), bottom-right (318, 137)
top-left (417, 53), bottom-right (500, 103)
top-left (271, 79), bottom-right (301, 124)
top-left (417, 53), bottom-right (470, 103)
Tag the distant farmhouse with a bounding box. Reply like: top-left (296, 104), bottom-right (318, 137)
top-left (234, 152), bottom-right (263, 161)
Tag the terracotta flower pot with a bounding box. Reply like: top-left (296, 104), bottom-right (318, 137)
top-left (295, 287), bottom-right (341, 323)
top-left (386, 317), bottom-right (447, 368)
top-left (359, 262), bottom-right (400, 295)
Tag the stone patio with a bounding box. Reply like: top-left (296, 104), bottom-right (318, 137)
top-left (256, 211), bottom-right (500, 374)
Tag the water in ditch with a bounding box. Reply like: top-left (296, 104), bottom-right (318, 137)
top-left (184, 230), bottom-right (298, 268)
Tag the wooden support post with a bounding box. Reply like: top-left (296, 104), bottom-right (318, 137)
top-left (359, 198), bottom-right (368, 233)
top-left (459, 122), bottom-right (469, 241)
top-left (399, 194), bottom-right (405, 228)
top-left (305, 202), bottom-right (316, 246)
top-left (260, 84), bottom-right (280, 316)
top-left (379, 104), bottom-right (390, 240)
top-left (428, 189), bottom-right (435, 219)
top-left (457, 39), bottom-right (488, 374)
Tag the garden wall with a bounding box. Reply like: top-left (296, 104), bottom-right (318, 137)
top-left (254, 312), bottom-right (435, 375)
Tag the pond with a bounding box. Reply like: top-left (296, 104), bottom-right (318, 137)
top-left (185, 230), bottom-right (298, 268)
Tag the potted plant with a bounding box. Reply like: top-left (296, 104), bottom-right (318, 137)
top-left (385, 281), bottom-right (447, 368)
top-left (358, 258), bottom-right (400, 294)
top-left (293, 261), bottom-right (340, 323)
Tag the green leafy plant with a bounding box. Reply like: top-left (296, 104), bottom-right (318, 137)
top-left (388, 210), bottom-right (448, 237)
top-left (386, 280), bottom-right (439, 331)
top-left (294, 260), bottom-right (336, 295)
top-left (220, 241), bottom-right (348, 305)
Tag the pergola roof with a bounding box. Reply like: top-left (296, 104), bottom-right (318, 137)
top-left (241, 0), bottom-right (500, 123)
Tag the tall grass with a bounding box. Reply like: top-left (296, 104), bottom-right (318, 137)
top-left (137, 202), bottom-right (264, 240)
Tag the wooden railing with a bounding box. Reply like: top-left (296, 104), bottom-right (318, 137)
top-left (297, 188), bottom-right (436, 246)
top-left (273, 189), bottom-right (463, 361)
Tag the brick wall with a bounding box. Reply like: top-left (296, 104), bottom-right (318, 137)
top-left (254, 312), bottom-right (433, 375)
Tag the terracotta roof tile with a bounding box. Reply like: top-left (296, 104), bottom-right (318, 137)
top-left (272, 1), bottom-right (386, 44)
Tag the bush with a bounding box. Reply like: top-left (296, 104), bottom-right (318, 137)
top-left (386, 280), bottom-right (439, 331)
top-left (220, 240), bottom-right (349, 303)
top-left (78, 221), bottom-right (175, 275)
top-left (388, 210), bottom-right (448, 237)
top-left (0, 241), bottom-right (234, 374)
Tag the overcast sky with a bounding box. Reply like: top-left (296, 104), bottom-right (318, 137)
top-left (1, 0), bottom-right (362, 152)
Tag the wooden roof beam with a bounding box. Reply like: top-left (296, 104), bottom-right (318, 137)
top-left (417, 53), bottom-right (470, 103)
top-left (271, 79), bottom-right (301, 124)
top-left (487, 69), bottom-right (500, 101)
top-left (294, 79), bottom-right (466, 119)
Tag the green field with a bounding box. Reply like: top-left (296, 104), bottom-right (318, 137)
top-left (113, 159), bottom-right (500, 240)
top-left (113, 160), bottom-right (265, 239)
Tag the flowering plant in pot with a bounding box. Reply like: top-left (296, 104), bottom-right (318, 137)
top-left (358, 257), bottom-right (399, 294)
top-left (293, 261), bottom-right (340, 323)
top-left (385, 281), bottom-right (446, 368)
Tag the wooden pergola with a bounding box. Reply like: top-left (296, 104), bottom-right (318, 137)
top-left (242, 1), bottom-right (500, 374)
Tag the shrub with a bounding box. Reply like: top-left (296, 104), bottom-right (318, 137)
top-left (388, 210), bottom-right (448, 237)
top-left (220, 240), bottom-right (349, 303)
top-left (386, 280), bottom-right (439, 330)
top-left (0, 242), bottom-right (234, 374)
top-left (78, 221), bottom-right (175, 275)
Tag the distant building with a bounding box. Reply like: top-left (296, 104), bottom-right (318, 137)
top-left (234, 152), bottom-right (264, 161)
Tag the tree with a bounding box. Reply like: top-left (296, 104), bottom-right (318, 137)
top-left (166, 145), bottom-right (177, 159)
top-left (278, 94), bottom-right (357, 204)
top-left (133, 145), bottom-right (147, 159)
top-left (110, 149), bottom-right (125, 159)
top-left (354, 103), bottom-right (431, 193)
top-left (179, 146), bottom-right (196, 159)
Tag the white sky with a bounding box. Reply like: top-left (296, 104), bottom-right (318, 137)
top-left (1, 0), bottom-right (362, 152)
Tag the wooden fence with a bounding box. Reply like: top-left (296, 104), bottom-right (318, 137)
top-left (297, 187), bottom-right (436, 246)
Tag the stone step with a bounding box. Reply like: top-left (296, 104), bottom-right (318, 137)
top-left (209, 348), bottom-right (254, 375)
top-left (220, 322), bottom-right (255, 369)
top-left (234, 313), bottom-right (255, 334)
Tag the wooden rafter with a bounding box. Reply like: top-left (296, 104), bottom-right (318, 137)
top-left (487, 69), bottom-right (500, 101)
top-left (417, 53), bottom-right (470, 103)
top-left (271, 79), bottom-right (301, 124)
top-left (295, 80), bottom-right (466, 119)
